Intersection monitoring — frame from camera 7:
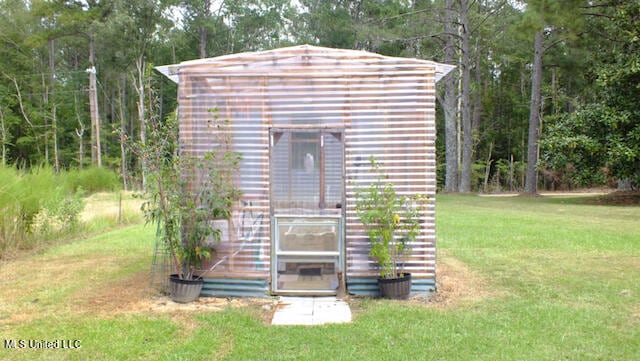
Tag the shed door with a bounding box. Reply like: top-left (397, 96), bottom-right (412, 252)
top-left (270, 129), bottom-right (344, 294)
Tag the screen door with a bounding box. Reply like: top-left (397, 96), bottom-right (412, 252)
top-left (270, 129), bottom-right (344, 294)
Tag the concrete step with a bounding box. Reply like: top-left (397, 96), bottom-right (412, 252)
top-left (271, 297), bottom-right (352, 326)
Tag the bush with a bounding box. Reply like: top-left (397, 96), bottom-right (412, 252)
top-left (0, 165), bottom-right (97, 257)
top-left (34, 187), bottom-right (86, 235)
top-left (0, 165), bottom-right (127, 257)
top-left (65, 167), bottom-right (121, 194)
top-left (0, 206), bottom-right (26, 256)
top-left (0, 165), bottom-right (61, 255)
top-left (20, 165), bottom-right (61, 226)
top-left (0, 166), bottom-right (21, 211)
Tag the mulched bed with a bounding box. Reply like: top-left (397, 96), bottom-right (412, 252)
top-left (587, 191), bottom-right (640, 206)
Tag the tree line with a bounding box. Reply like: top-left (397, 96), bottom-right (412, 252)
top-left (0, 0), bottom-right (638, 193)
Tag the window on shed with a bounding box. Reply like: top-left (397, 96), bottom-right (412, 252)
top-left (291, 132), bottom-right (320, 170)
top-left (271, 129), bottom-right (343, 213)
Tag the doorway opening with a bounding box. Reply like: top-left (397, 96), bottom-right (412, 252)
top-left (269, 128), bottom-right (344, 294)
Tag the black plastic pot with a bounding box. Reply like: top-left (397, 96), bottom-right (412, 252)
top-left (169, 274), bottom-right (204, 303)
top-left (378, 273), bottom-right (412, 300)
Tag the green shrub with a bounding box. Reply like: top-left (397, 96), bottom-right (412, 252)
top-left (0, 165), bottom-right (61, 255)
top-left (35, 187), bottom-right (86, 235)
top-left (0, 165), bottom-right (97, 257)
top-left (0, 165), bottom-right (127, 257)
top-left (0, 166), bottom-right (21, 210)
top-left (0, 206), bottom-right (26, 256)
top-left (0, 167), bottom-right (26, 255)
top-left (20, 165), bottom-right (60, 226)
top-left (65, 166), bottom-right (121, 194)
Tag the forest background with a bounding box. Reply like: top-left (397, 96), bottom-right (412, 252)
top-left (0, 0), bottom-right (638, 194)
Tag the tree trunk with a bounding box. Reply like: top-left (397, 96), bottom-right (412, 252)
top-left (198, 0), bottom-right (212, 58)
top-left (75, 126), bottom-right (84, 169)
top-left (199, 26), bottom-right (207, 58)
top-left (118, 75), bottom-right (128, 191)
top-left (472, 47), bottom-right (482, 139)
top-left (10, 76), bottom-right (41, 156)
top-left (88, 33), bottom-right (102, 167)
top-left (74, 94), bottom-right (84, 168)
top-left (509, 154), bottom-right (515, 192)
top-left (524, 31), bottom-right (544, 195)
top-left (458, 0), bottom-right (472, 193)
top-left (483, 142), bottom-right (493, 193)
top-left (49, 38), bottom-right (59, 173)
top-left (441, 0), bottom-right (459, 193)
top-left (52, 105), bottom-right (59, 172)
top-left (42, 73), bottom-right (49, 164)
top-left (0, 108), bottom-right (6, 165)
top-left (551, 67), bottom-right (558, 114)
top-left (135, 57), bottom-right (147, 188)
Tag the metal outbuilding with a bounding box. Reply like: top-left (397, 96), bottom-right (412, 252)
top-left (157, 45), bottom-right (454, 297)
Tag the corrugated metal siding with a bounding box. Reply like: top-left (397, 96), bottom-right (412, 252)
top-left (173, 45), bottom-right (440, 291)
top-left (344, 69), bottom-right (437, 281)
top-left (347, 277), bottom-right (436, 297)
top-left (201, 278), bottom-right (269, 297)
top-left (179, 75), bottom-right (271, 278)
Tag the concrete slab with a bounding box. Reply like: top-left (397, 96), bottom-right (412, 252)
top-left (271, 297), bottom-right (352, 326)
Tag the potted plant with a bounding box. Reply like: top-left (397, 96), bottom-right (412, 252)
top-left (129, 109), bottom-right (241, 303)
top-left (355, 156), bottom-right (425, 299)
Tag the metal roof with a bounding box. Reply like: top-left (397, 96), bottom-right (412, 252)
top-left (156, 44), bottom-right (455, 83)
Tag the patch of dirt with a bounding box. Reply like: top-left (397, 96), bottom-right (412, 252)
top-left (348, 255), bottom-right (498, 313)
top-left (478, 188), bottom-right (612, 198)
top-left (3, 250), bottom-right (495, 327)
top-left (72, 270), bottom-right (278, 320)
top-left (540, 187), bottom-right (613, 196)
top-left (406, 256), bottom-right (499, 308)
top-left (0, 312), bottom-right (34, 327)
top-left (480, 189), bottom-right (640, 205)
top-left (77, 256), bottom-right (492, 321)
top-left (136, 295), bottom-right (277, 316)
top-left (72, 270), bottom-right (153, 316)
top-left (587, 191), bottom-right (640, 206)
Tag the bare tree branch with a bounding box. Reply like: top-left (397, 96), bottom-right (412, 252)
top-left (580, 2), bottom-right (623, 9)
top-left (4, 73), bottom-right (41, 155)
top-left (582, 12), bottom-right (615, 19)
top-left (471, 1), bottom-right (508, 35)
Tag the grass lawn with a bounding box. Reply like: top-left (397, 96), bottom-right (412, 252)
top-left (0, 194), bottom-right (638, 360)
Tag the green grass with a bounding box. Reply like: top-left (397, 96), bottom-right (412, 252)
top-left (1, 194), bottom-right (638, 360)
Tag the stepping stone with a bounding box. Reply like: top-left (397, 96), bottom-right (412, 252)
top-left (271, 297), bottom-right (351, 326)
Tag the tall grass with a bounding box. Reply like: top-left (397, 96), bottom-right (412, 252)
top-left (0, 165), bottom-right (124, 257)
top-left (80, 192), bottom-right (144, 231)
top-left (64, 166), bottom-right (121, 194)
